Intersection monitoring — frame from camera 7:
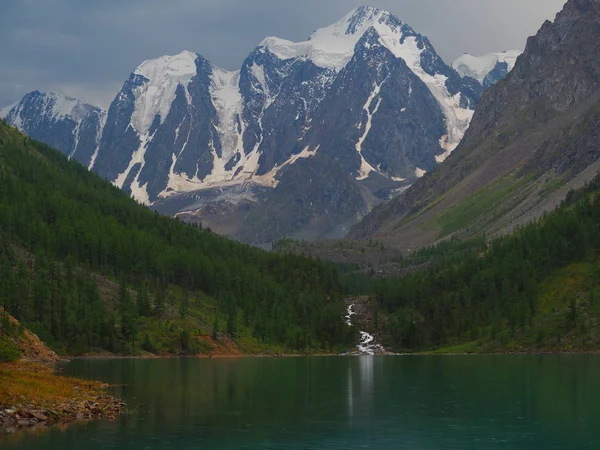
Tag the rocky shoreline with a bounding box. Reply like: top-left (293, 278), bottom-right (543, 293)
top-left (0, 396), bottom-right (126, 428)
top-left (0, 362), bottom-right (125, 431)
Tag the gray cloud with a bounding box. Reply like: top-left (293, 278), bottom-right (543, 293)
top-left (0, 0), bottom-right (566, 109)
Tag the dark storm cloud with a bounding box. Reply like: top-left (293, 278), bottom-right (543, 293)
top-left (0, 0), bottom-right (566, 108)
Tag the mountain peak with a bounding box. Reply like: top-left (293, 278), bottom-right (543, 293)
top-left (259, 6), bottom-right (413, 70)
top-left (130, 50), bottom-right (199, 136)
top-left (343, 6), bottom-right (394, 34)
top-left (349, 5), bottom-right (382, 17)
top-left (311, 5), bottom-right (405, 41)
top-left (133, 50), bottom-right (198, 81)
top-left (557, 0), bottom-right (600, 22)
top-left (4, 91), bottom-right (101, 125)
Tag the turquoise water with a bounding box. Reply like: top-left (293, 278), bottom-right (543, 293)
top-left (2, 356), bottom-right (600, 449)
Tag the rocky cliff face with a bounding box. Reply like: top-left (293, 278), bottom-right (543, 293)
top-left (3, 6), bottom-right (487, 244)
top-left (350, 0), bottom-right (600, 249)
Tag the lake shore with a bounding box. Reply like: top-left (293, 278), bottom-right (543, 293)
top-left (69, 348), bottom-right (600, 360)
top-left (0, 361), bottom-right (125, 429)
top-left (72, 351), bottom-right (340, 360)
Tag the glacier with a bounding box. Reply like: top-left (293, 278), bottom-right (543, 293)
top-left (452, 49), bottom-right (522, 84)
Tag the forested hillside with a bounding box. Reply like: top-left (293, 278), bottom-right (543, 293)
top-left (376, 173), bottom-right (600, 352)
top-left (0, 120), bottom-right (354, 356)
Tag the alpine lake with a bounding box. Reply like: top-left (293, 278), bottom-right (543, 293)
top-left (2, 355), bottom-right (600, 449)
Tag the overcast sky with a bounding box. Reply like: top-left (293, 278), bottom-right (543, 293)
top-left (0, 0), bottom-right (566, 109)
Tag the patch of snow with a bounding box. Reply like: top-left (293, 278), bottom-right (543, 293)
top-left (452, 49), bottom-right (522, 83)
top-left (415, 167), bottom-right (426, 178)
top-left (355, 80), bottom-right (386, 180)
top-left (255, 145), bottom-right (320, 188)
top-left (88, 145), bottom-right (100, 170)
top-left (113, 134), bottom-right (153, 205)
top-left (130, 175), bottom-right (152, 206)
top-left (159, 122), bottom-right (197, 196)
top-left (88, 112), bottom-right (107, 170)
top-left (128, 130), bottom-right (153, 206)
top-left (161, 154), bottom-right (202, 197)
top-left (174, 121), bottom-right (182, 144)
top-left (130, 176), bottom-right (152, 206)
top-left (69, 122), bottom-right (82, 160)
top-left (158, 137), bottom-right (298, 198)
top-left (131, 50), bottom-right (197, 136)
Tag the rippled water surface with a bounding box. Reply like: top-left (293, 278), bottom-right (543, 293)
top-left (3, 356), bottom-right (600, 449)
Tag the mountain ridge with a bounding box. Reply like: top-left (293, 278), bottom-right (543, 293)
top-left (350, 0), bottom-right (600, 250)
top-left (2, 91), bottom-right (105, 168)
top-left (2, 5), bottom-right (519, 244)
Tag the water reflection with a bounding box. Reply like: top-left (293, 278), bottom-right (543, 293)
top-left (358, 355), bottom-right (375, 394)
top-left (3, 356), bottom-right (600, 450)
top-left (347, 360), bottom-right (353, 418)
top-left (347, 356), bottom-right (380, 421)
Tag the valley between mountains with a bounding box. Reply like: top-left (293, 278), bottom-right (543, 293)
top-left (4, 2), bottom-right (600, 448)
top-left (3, 0), bottom-right (600, 364)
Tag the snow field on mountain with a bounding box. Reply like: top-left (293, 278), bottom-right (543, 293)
top-left (452, 50), bottom-right (521, 83)
top-left (131, 50), bottom-right (197, 136)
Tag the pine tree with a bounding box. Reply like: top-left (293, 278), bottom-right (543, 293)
top-left (212, 315), bottom-right (220, 341)
top-left (118, 282), bottom-right (138, 350)
top-left (227, 306), bottom-right (237, 338)
top-left (137, 283), bottom-right (152, 317)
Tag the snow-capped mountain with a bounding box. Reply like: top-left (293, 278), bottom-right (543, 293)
top-left (1, 91), bottom-right (105, 167)
top-left (2, 6), bottom-right (487, 243)
top-left (351, 0), bottom-right (600, 248)
top-left (452, 50), bottom-right (522, 89)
